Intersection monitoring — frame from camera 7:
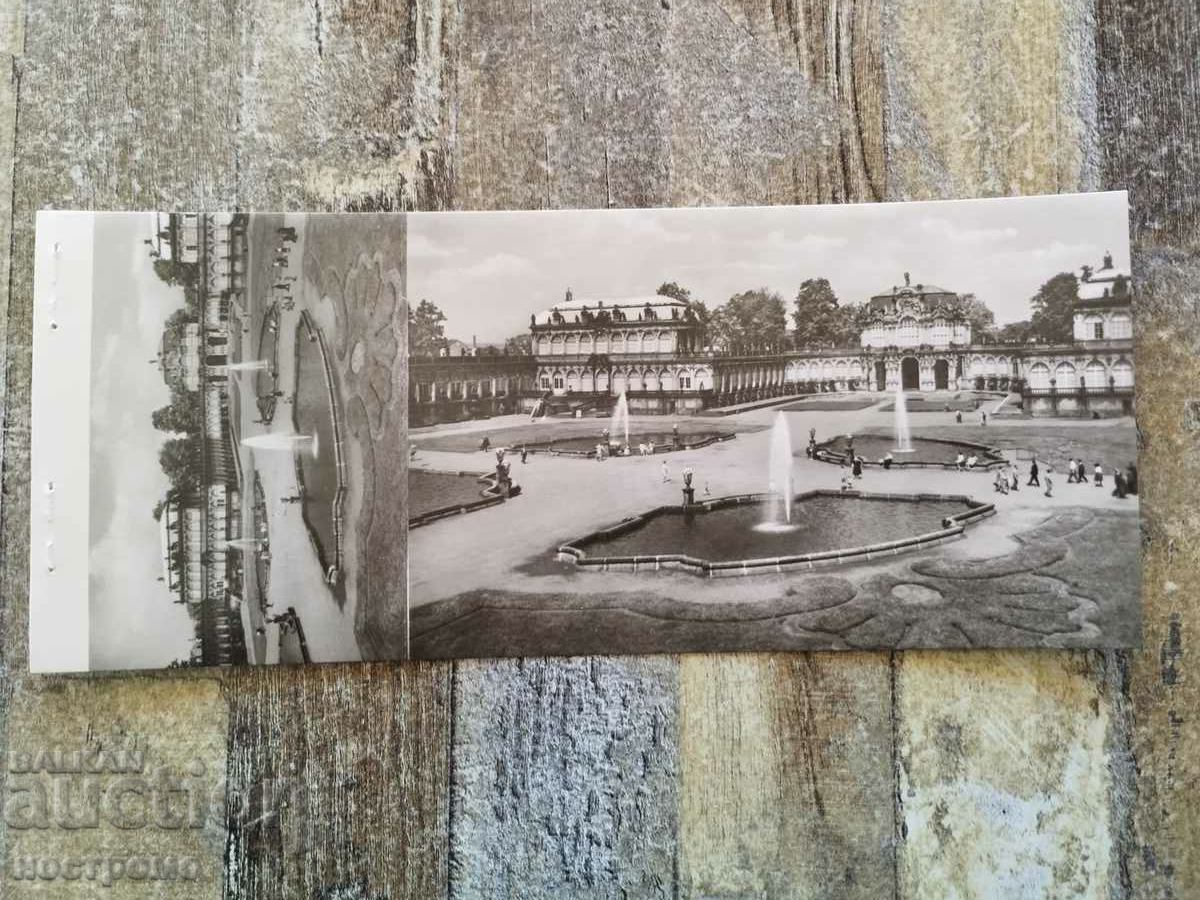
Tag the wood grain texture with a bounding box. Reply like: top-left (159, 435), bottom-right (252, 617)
top-left (5, 676), bottom-right (228, 899)
top-left (1097, 2), bottom-right (1200, 895)
top-left (896, 652), bottom-right (1121, 898)
top-left (667, 0), bottom-right (885, 206)
top-left (223, 663), bottom-right (450, 900)
top-left (679, 653), bottom-right (894, 897)
top-left (448, 657), bottom-right (677, 898)
top-left (0, 3), bottom-right (241, 895)
top-left (1122, 252), bottom-right (1200, 898)
top-left (884, 0), bottom-right (1100, 200)
top-left (882, 2), bottom-right (1138, 897)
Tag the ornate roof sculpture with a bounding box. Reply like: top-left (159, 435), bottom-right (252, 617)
top-left (862, 273), bottom-right (969, 326)
top-left (1076, 251), bottom-right (1131, 307)
top-left (532, 288), bottom-right (696, 327)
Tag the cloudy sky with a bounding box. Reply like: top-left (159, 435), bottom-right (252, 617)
top-left (408, 192), bottom-right (1130, 345)
top-left (89, 213), bottom-right (195, 670)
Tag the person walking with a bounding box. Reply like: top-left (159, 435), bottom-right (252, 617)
top-left (981, 411), bottom-right (988, 426)
top-left (1093, 461), bottom-right (1104, 486)
top-left (852, 455), bottom-right (863, 479)
top-left (1027, 458), bottom-right (1040, 487)
top-left (1010, 467), bottom-right (1020, 492)
top-left (661, 460), bottom-right (671, 483)
top-left (1044, 466), bottom-right (1054, 497)
top-left (520, 446), bottom-right (529, 464)
top-left (955, 410), bottom-right (963, 424)
top-left (1113, 468), bottom-right (1128, 498)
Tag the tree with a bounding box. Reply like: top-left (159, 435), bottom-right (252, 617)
top-left (158, 435), bottom-right (202, 494)
top-left (710, 289), bottom-right (788, 353)
top-left (408, 299), bottom-right (447, 355)
top-left (952, 293), bottom-right (996, 342)
top-left (1029, 273), bottom-right (1079, 343)
top-left (152, 258), bottom-right (197, 288)
top-left (504, 333), bottom-right (532, 355)
top-left (151, 390), bottom-right (202, 434)
top-left (656, 281), bottom-right (692, 303)
top-left (792, 278), bottom-right (857, 349)
top-left (995, 320), bottom-right (1034, 344)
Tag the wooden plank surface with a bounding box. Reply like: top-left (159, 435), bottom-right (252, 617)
top-left (1098, 2), bottom-right (1200, 896)
top-left (0, 0), bottom-right (1197, 897)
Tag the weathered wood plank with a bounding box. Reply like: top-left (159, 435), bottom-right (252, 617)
top-left (448, 657), bottom-right (678, 898)
top-left (1, 3), bottom-right (241, 896)
top-left (668, 3), bottom-right (895, 895)
top-left (223, 663), bottom-right (450, 900)
top-left (452, 0), bottom-right (672, 210)
top-left (438, 6), bottom-right (685, 895)
top-left (224, 5), bottom-right (452, 897)
top-left (1121, 251), bottom-right (1200, 898)
top-left (1097, 2), bottom-right (1200, 895)
top-left (884, 0), bottom-right (1100, 200)
top-left (679, 653), bottom-right (895, 898)
top-left (882, 2), bottom-right (1135, 896)
top-left (235, 0), bottom-right (456, 211)
top-left (667, 0), bottom-right (885, 206)
top-left (5, 676), bottom-right (228, 897)
top-left (895, 652), bottom-right (1122, 898)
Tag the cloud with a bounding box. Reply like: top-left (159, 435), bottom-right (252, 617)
top-left (407, 231), bottom-right (454, 261)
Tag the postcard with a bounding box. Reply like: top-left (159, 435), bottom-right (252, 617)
top-left (30, 194), bottom-right (1139, 670)
top-left (30, 212), bottom-right (406, 671)
top-left (405, 193), bottom-right (1139, 657)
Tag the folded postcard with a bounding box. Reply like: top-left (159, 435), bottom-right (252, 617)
top-left (30, 193), bottom-right (1139, 671)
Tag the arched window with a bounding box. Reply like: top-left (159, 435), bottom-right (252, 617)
top-left (659, 368), bottom-right (674, 391)
top-left (537, 335), bottom-right (551, 355)
top-left (566, 369), bottom-right (581, 392)
top-left (1109, 313), bottom-right (1132, 339)
top-left (594, 333), bottom-right (609, 354)
top-left (1084, 314), bottom-right (1104, 340)
top-left (612, 369), bottom-right (627, 395)
top-left (611, 332), bottom-right (625, 354)
top-left (1112, 360), bottom-right (1133, 387)
top-left (565, 334), bottom-right (579, 356)
top-left (580, 334), bottom-right (593, 355)
top-left (897, 318), bottom-right (919, 345)
top-left (658, 331), bottom-right (672, 353)
top-left (595, 370), bottom-right (609, 392)
top-left (643, 369), bottom-right (658, 391)
top-left (1028, 362), bottom-right (1050, 389)
top-left (931, 318), bottom-right (950, 345)
top-left (693, 367), bottom-right (711, 391)
top-left (550, 334), bottom-right (564, 355)
top-left (1085, 360), bottom-right (1107, 388)
top-left (1055, 362), bottom-right (1077, 388)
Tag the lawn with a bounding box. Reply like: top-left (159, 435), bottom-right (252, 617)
top-left (777, 397), bottom-right (879, 411)
top-left (410, 470), bottom-right (489, 519)
top-left (901, 423), bottom-right (1137, 472)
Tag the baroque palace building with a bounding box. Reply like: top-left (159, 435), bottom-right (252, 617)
top-left (408, 256), bottom-right (1134, 422)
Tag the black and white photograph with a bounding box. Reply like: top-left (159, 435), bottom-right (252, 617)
top-left (29, 211), bottom-right (407, 671)
top-left (407, 192), bottom-right (1140, 658)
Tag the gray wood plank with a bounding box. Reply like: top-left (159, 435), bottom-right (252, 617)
top-left (449, 656), bottom-right (678, 898)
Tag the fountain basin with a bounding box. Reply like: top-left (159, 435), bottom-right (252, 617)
top-left (558, 490), bottom-right (994, 577)
top-left (525, 431), bottom-right (734, 457)
top-left (814, 435), bottom-right (1006, 469)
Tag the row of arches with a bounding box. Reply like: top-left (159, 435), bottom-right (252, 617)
top-left (538, 365), bottom-right (713, 394)
top-left (536, 330), bottom-right (677, 356)
top-left (1026, 359), bottom-right (1133, 390)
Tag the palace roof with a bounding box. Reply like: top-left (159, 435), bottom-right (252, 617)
top-left (1077, 252), bottom-right (1131, 303)
top-left (533, 293), bottom-right (692, 326)
top-left (868, 276), bottom-right (958, 311)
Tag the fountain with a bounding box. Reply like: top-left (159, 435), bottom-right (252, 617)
top-left (893, 382), bottom-right (914, 453)
top-left (226, 536), bottom-right (266, 551)
top-left (241, 431), bottom-right (319, 459)
top-left (228, 359), bottom-right (270, 373)
top-left (759, 411), bottom-right (796, 531)
top-left (609, 391), bottom-right (630, 453)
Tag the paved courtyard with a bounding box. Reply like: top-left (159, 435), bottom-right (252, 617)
top-left (409, 395), bottom-right (1140, 657)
